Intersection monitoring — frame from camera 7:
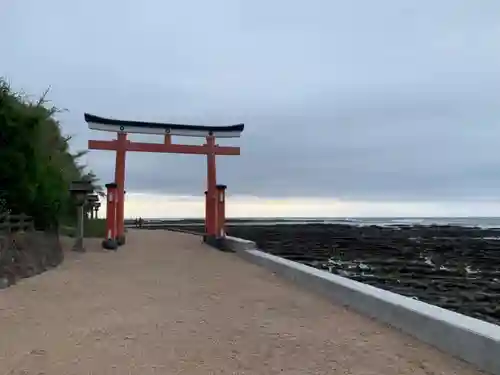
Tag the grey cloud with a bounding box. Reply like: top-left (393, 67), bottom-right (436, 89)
top-left (2, 0), bottom-right (500, 201)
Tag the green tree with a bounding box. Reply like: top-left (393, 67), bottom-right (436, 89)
top-left (0, 79), bottom-right (101, 229)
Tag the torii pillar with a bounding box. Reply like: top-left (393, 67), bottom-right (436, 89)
top-left (115, 133), bottom-right (127, 245)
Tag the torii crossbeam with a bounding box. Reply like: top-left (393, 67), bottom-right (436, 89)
top-left (85, 113), bottom-right (244, 245)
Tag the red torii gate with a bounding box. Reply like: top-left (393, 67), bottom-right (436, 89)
top-left (84, 113), bottom-right (244, 247)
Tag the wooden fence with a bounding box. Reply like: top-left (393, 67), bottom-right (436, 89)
top-left (0, 213), bottom-right (34, 233)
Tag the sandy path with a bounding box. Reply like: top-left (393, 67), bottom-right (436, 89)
top-left (0, 230), bottom-right (483, 375)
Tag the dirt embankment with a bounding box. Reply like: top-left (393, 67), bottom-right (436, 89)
top-left (0, 230), bottom-right (64, 288)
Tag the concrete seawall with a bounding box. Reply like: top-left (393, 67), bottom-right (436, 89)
top-left (223, 235), bottom-right (500, 375)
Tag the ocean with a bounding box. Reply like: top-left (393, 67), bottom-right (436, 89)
top-left (149, 217), bottom-right (500, 229)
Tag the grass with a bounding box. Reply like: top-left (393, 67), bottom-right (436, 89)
top-left (60, 219), bottom-right (106, 238)
top-left (85, 218), bottom-right (106, 238)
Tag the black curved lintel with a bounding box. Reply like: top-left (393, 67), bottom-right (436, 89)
top-left (84, 113), bottom-right (244, 133)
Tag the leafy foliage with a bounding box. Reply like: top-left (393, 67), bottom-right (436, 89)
top-left (0, 79), bottom-right (101, 229)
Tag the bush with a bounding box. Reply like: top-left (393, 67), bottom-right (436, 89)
top-left (0, 79), bottom-right (101, 229)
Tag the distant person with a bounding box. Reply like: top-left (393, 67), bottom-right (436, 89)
top-left (139, 217), bottom-right (144, 228)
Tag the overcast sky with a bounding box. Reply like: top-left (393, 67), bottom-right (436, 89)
top-left (2, 0), bottom-right (500, 216)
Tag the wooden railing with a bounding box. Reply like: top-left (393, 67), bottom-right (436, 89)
top-left (0, 213), bottom-right (34, 233)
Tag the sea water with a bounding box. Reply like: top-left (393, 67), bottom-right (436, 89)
top-left (147, 217), bottom-right (500, 229)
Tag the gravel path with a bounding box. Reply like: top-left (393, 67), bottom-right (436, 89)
top-left (0, 230), bottom-right (483, 374)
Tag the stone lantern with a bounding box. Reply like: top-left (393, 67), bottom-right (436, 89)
top-left (69, 180), bottom-right (93, 252)
top-left (86, 194), bottom-right (99, 219)
top-left (94, 201), bottom-right (101, 219)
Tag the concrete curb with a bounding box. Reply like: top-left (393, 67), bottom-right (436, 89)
top-left (162, 227), bottom-right (204, 237)
top-left (151, 228), bottom-right (233, 252)
top-left (223, 236), bottom-right (500, 375)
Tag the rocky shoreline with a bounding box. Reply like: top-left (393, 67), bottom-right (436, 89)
top-left (149, 222), bottom-right (500, 325)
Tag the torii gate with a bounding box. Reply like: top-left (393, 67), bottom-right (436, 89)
top-left (84, 113), bottom-right (244, 246)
